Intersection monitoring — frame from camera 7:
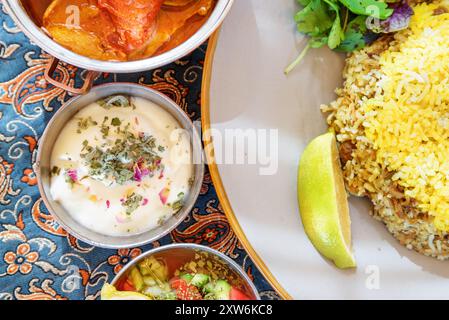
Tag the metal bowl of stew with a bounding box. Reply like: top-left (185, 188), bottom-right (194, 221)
top-left (3, 0), bottom-right (233, 93)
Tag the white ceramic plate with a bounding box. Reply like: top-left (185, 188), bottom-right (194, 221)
top-left (202, 0), bottom-right (449, 299)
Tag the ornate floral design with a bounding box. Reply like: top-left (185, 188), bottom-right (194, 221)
top-left (0, 53), bottom-right (70, 119)
top-left (31, 199), bottom-right (67, 237)
top-left (14, 279), bottom-right (67, 300)
top-left (20, 168), bottom-right (37, 186)
top-left (107, 248), bottom-right (142, 274)
top-left (0, 157), bottom-right (19, 205)
top-left (200, 172), bottom-right (212, 195)
top-left (0, 9), bottom-right (279, 300)
top-left (4, 243), bottom-right (39, 275)
top-left (172, 199), bottom-right (243, 258)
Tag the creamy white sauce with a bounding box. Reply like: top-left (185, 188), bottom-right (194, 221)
top-left (50, 97), bottom-right (193, 236)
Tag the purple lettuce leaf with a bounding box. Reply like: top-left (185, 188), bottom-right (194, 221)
top-left (367, 1), bottom-right (414, 33)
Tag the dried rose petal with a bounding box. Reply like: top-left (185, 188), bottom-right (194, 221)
top-left (67, 169), bottom-right (78, 182)
top-left (159, 188), bottom-right (170, 205)
top-left (142, 198), bottom-right (149, 206)
top-left (106, 200), bottom-right (111, 209)
top-left (134, 158), bottom-right (152, 182)
top-left (115, 214), bottom-right (127, 224)
top-left (133, 165), bottom-right (142, 182)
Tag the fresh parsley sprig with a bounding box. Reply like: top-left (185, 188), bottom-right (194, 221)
top-left (285, 0), bottom-right (411, 74)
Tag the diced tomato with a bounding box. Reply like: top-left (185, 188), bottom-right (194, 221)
top-left (169, 277), bottom-right (202, 300)
top-left (115, 277), bottom-right (126, 290)
top-left (169, 276), bottom-right (184, 289)
top-left (118, 277), bottom-right (136, 292)
top-left (229, 287), bottom-right (251, 300)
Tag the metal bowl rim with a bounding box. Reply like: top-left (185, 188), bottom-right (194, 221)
top-left (110, 243), bottom-right (261, 300)
top-left (3, 0), bottom-right (234, 73)
top-left (36, 82), bottom-right (204, 249)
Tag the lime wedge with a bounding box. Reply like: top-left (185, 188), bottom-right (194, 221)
top-left (297, 132), bottom-right (356, 269)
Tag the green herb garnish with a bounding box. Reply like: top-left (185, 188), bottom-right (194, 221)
top-left (51, 166), bottom-right (61, 176)
top-left (157, 214), bottom-right (169, 226)
top-left (339, 0), bottom-right (393, 19)
top-left (97, 95), bottom-right (136, 110)
top-left (76, 116), bottom-right (98, 134)
top-left (100, 118), bottom-right (110, 139)
top-left (285, 0), bottom-right (396, 74)
top-left (122, 192), bottom-right (143, 215)
top-left (335, 15), bottom-right (367, 52)
top-left (111, 117), bottom-right (121, 127)
top-left (80, 121), bottom-right (162, 185)
top-left (63, 169), bottom-right (77, 188)
top-left (170, 192), bottom-right (185, 212)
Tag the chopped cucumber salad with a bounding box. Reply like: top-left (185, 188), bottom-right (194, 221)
top-left (101, 256), bottom-right (251, 300)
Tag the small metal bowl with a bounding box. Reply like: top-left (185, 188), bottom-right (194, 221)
top-left (36, 83), bottom-right (204, 248)
top-left (110, 243), bottom-right (261, 300)
top-left (4, 0), bottom-right (234, 73)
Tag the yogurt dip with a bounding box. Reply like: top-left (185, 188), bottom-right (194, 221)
top-left (50, 95), bottom-right (194, 236)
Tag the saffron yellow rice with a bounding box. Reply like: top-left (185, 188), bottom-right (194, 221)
top-left (322, 0), bottom-right (449, 259)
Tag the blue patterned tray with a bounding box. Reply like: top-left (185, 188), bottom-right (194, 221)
top-left (0, 5), bottom-right (279, 300)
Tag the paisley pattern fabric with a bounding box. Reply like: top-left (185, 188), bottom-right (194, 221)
top-left (0, 4), bottom-right (279, 300)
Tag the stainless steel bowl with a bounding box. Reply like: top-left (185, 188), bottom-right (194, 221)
top-left (35, 83), bottom-right (204, 248)
top-left (3, 0), bottom-right (234, 73)
top-left (110, 243), bottom-right (261, 300)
